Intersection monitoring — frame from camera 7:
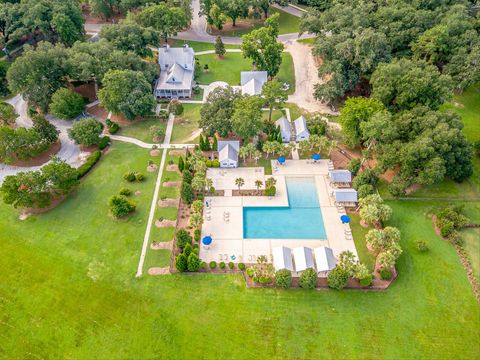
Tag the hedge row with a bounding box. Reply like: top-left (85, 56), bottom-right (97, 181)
top-left (77, 150), bottom-right (101, 179)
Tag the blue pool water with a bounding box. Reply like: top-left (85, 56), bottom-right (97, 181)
top-left (243, 177), bottom-right (327, 239)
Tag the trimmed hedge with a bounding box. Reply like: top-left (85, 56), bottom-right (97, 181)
top-left (98, 136), bottom-right (110, 150)
top-left (77, 150), bottom-right (101, 179)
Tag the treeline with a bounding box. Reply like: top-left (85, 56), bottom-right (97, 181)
top-left (301, 0), bottom-right (480, 105)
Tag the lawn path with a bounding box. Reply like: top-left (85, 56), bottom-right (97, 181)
top-left (135, 114), bottom-right (174, 277)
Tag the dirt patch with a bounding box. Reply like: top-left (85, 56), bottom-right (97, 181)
top-left (134, 190), bottom-right (141, 196)
top-left (232, 189), bottom-right (264, 196)
top-left (19, 195), bottom-right (66, 219)
top-left (86, 104), bottom-right (108, 120)
top-left (148, 267), bottom-right (171, 276)
top-left (155, 219), bottom-right (176, 228)
top-left (166, 164), bottom-right (179, 172)
top-left (10, 141), bottom-right (61, 167)
top-left (406, 183), bottom-right (422, 194)
top-left (147, 164), bottom-right (158, 173)
top-left (158, 198), bottom-right (179, 207)
top-left (207, 18), bottom-right (259, 35)
top-left (150, 149), bottom-right (161, 156)
top-left (176, 199), bottom-right (192, 233)
top-left (69, 81), bottom-right (96, 102)
top-left (163, 181), bottom-right (181, 187)
top-left (151, 241), bottom-right (173, 250)
top-left (169, 149), bottom-right (186, 156)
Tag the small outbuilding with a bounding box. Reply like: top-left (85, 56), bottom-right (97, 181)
top-left (333, 189), bottom-right (358, 205)
top-left (294, 116), bottom-right (310, 141)
top-left (218, 140), bottom-right (240, 168)
top-left (293, 246), bottom-right (315, 273)
top-left (272, 246), bottom-right (294, 272)
top-left (314, 246), bottom-right (336, 276)
top-left (275, 116), bottom-right (292, 143)
top-left (240, 71), bottom-right (268, 96)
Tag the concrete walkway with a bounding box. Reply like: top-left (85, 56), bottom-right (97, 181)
top-left (135, 113), bottom-right (175, 277)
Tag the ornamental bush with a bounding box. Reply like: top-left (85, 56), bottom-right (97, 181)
top-left (201, 261), bottom-right (207, 269)
top-left (219, 261), bottom-right (226, 269)
top-left (359, 274), bottom-right (373, 287)
top-left (119, 188), bottom-right (131, 196)
top-left (176, 229), bottom-right (192, 249)
top-left (228, 262), bottom-right (234, 269)
top-left (238, 263), bottom-right (246, 271)
top-left (183, 243), bottom-right (193, 258)
top-left (181, 181), bottom-right (194, 204)
top-left (347, 158), bottom-right (361, 176)
top-left (357, 184), bottom-right (374, 199)
top-left (265, 186), bottom-right (276, 196)
top-left (135, 172), bottom-right (145, 181)
top-left (209, 261), bottom-right (217, 269)
top-left (275, 269), bottom-right (292, 289)
top-left (246, 267), bottom-right (254, 277)
top-left (108, 122), bottom-right (119, 134)
top-left (187, 253), bottom-right (201, 272)
top-left (327, 267), bottom-right (349, 290)
top-left (175, 253), bottom-right (188, 272)
top-left (77, 150), bottom-right (101, 179)
top-left (194, 229), bottom-right (201, 242)
top-left (49, 88), bottom-right (85, 120)
top-left (380, 269), bottom-right (392, 280)
top-left (68, 118), bottom-right (103, 146)
top-left (299, 268), bottom-right (317, 289)
top-left (98, 136), bottom-right (110, 150)
top-left (108, 195), bottom-right (136, 218)
top-left (212, 159), bottom-right (220, 167)
top-left (123, 171), bottom-right (137, 182)
top-left (415, 240), bottom-right (429, 252)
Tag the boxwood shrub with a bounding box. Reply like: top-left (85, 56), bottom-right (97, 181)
top-left (238, 263), bottom-right (246, 271)
top-left (219, 261), bottom-right (225, 269)
top-left (77, 150), bottom-right (101, 179)
top-left (209, 261), bottom-right (217, 269)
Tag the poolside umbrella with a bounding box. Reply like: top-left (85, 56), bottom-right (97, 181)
top-left (312, 154), bottom-right (321, 161)
top-left (340, 214), bottom-right (351, 224)
top-left (278, 156), bottom-right (286, 164)
top-left (202, 236), bottom-right (212, 246)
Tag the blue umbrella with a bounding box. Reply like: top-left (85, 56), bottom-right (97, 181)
top-left (278, 156), bottom-right (286, 164)
top-left (202, 236), bottom-right (212, 245)
top-left (312, 154), bottom-right (321, 161)
top-left (340, 215), bottom-right (351, 224)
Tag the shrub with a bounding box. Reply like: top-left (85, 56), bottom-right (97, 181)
top-left (183, 243), bottom-right (193, 258)
top-left (193, 247), bottom-right (199, 255)
top-left (259, 276), bottom-right (272, 284)
top-left (181, 181), bottom-right (194, 204)
top-left (209, 261), bottom-right (217, 269)
top-left (119, 187), bottom-right (131, 196)
top-left (238, 263), bottom-right (246, 271)
top-left (380, 269), bottom-right (392, 280)
top-left (176, 229), bottom-right (192, 249)
top-left (187, 253), bottom-right (201, 272)
top-left (357, 184), bottom-right (374, 199)
top-left (415, 240), bottom-right (429, 252)
top-left (150, 125), bottom-right (165, 141)
top-left (265, 186), bottom-right (276, 196)
top-left (135, 172), bottom-right (145, 181)
top-left (0, 101), bottom-right (17, 125)
top-left (183, 170), bottom-right (193, 183)
top-left (77, 150), bottom-right (101, 179)
top-left (275, 269), bottom-right (292, 289)
top-left (49, 88), bottom-right (85, 119)
top-left (359, 274), bottom-right (373, 287)
top-left (168, 100), bottom-right (183, 115)
top-left (212, 159), bottom-right (220, 167)
top-left (228, 262), bottom-right (234, 269)
top-left (219, 261), bottom-right (226, 269)
top-left (178, 157), bottom-right (185, 172)
top-left (252, 276), bottom-right (259, 283)
top-left (246, 267), bottom-right (254, 277)
top-left (106, 119), bottom-right (113, 127)
top-left (448, 230), bottom-right (463, 245)
top-left (347, 158), bottom-right (361, 176)
top-left (194, 229), bottom-right (201, 242)
top-left (206, 159), bottom-right (212, 167)
top-left (108, 195), bottom-right (136, 218)
top-left (352, 168), bottom-right (379, 190)
top-left (68, 118), bottom-right (103, 146)
top-left (175, 253), bottom-right (188, 272)
top-left (108, 122), bottom-right (119, 134)
top-left (327, 267), bottom-right (349, 290)
top-left (123, 171), bottom-right (136, 182)
top-left (299, 268), bottom-right (317, 289)
top-left (201, 261), bottom-right (207, 269)
top-left (98, 136), bottom-right (110, 150)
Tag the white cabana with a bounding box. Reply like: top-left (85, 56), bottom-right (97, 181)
top-left (334, 189), bottom-right (358, 203)
top-left (329, 170), bottom-right (352, 184)
top-left (314, 246), bottom-right (336, 274)
top-left (272, 246), bottom-right (294, 272)
top-left (293, 246), bottom-right (315, 273)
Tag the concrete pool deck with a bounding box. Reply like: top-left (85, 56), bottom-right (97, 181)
top-left (200, 160), bottom-right (358, 265)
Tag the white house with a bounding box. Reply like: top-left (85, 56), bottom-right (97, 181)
top-left (240, 71), bottom-right (268, 96)
top-left (294, 116), bottom-right (310, 141)
top-left (275, 116), bottom-right (292, 143)
top-left (155, 45), bottom-right (195, 99)
top-left (218, 140), bottom-right (240, 168)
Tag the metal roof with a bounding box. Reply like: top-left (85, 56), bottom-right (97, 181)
top-left (294, 116), bottom-right (309, 136)
top-left (334, 189), bottom-right (358, 202)
top-left (293, 246), bottom-right (315, 272)
top-left (329, 170), bottom-right (352, 183)
top-left (275, 116), bottom-right (291, 136)
top-left (314, 246), bottom-right (336, 273)
top-left (272, 246), bottom-right (294, 272)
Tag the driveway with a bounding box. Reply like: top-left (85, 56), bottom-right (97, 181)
top-left (0, 97), bottom-right (85, 184)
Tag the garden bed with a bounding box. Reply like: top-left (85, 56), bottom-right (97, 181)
top-left (10, 140), bottom-right (61, 167)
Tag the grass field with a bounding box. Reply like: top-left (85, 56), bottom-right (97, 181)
top-left (170, 103), bottom-right (202, 144)
top-left (168, 39), bottom-right (239, 52)
top-left (117, 118), bottom-right (167, 143)
top-left (1, 176), bottom-right (479, 358)
top-left (207, 7), bottom-right (301, 37)
top-left (196, 52), bottom-right (295, 94)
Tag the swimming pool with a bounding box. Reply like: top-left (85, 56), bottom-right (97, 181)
top-left (243, 177), bottom-right (327, 239)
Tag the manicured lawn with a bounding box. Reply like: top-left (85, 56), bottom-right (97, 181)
top-left (348, 213), bottom-right (376, 272)
top-left (168, 39), bottom-right (239, 52)
top-left (463, 228), bottom-right (480, 282)
top-left (170, 103), bottom-right (202, 144)
top-left (297, 37), bottom-right (315, 45)
top-left (240, 157), bottom-right (273, 175)
top-left (117, 118), bottom-right (167, 143)
top-left (195, 52), bottom-right (295, 94)
top-left (262, 109), bottom-right (284, 122)
top-left (1, 186), bottom-right (479, 358)
top-left (208, 7), bottom-right (301, 37)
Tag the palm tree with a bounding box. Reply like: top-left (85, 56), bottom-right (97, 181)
top-left (235, 177), bottom-right (245, 190)
top-left (265, 177), bottom-right (276, 188)
top-left (253, 150), bottom-right (262, 164)
top-left (239, 146), bottom-right (249, 162)
top-left (205, 177), bottom-right (213, 191)
top-left (254, 180), bottom-right (263, 190)
top-left (189, 212), bottom-right (203, 229)
top-left (263, 141), bottom-right (276, 158)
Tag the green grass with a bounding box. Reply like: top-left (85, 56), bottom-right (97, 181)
top-left (240, 157), bottom-right (273, 175)
top-left (168, 39), bottom-right (239, 52)
top-left (1, 180), bottom-right (479, 358)
top-left (297, 37), bottom-right (316, 45)
top-left (262, 109), bottom-right (284, 122)
top-left (208, 7), bottom-right (301, 37)
top-left (347, 213), bottom-right (376, 272)
top-left (462, 228), bottom-right (480, 282)
top-left (196, 52), bottom-right (295, 94)
top-left (117, 118), bottom-right (167, 143)
top-left (143, 249), bottom-right (171, 270)
top-left (170, 103), bottom-right (202, 144)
